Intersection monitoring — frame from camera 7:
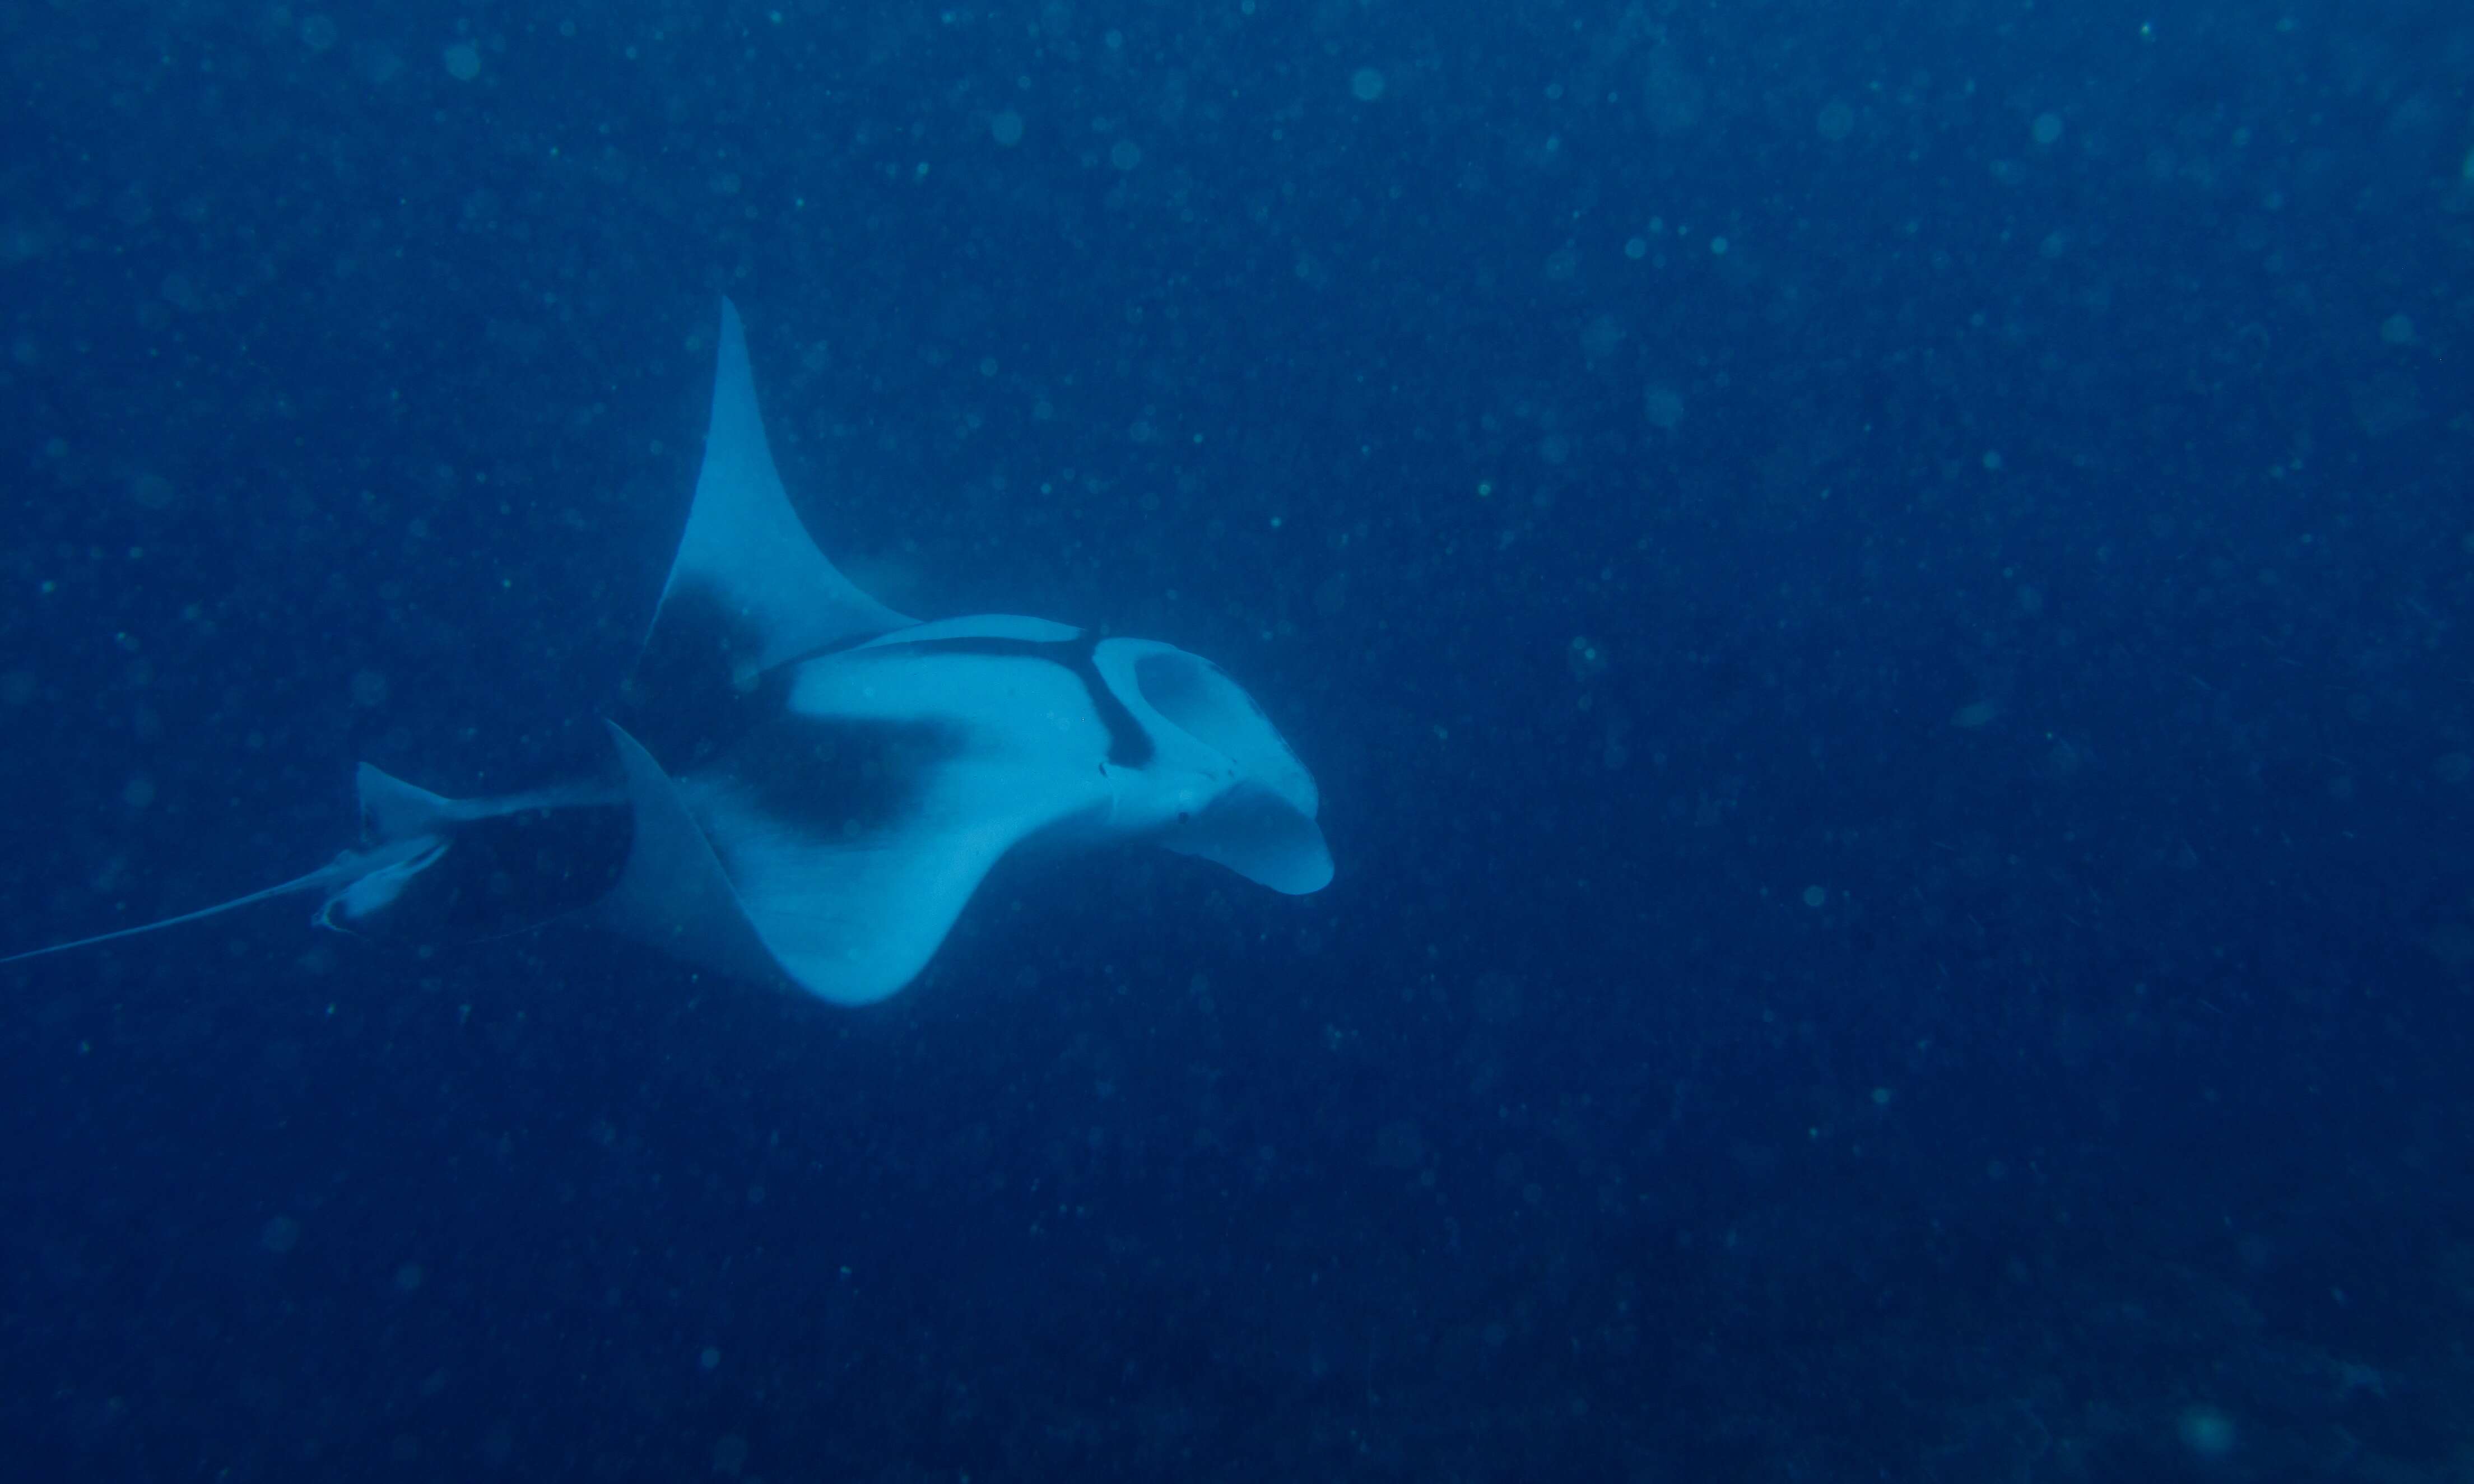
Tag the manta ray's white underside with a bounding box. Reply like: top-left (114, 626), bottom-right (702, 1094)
top-left (3, 301), bottom-right (1332, 1005)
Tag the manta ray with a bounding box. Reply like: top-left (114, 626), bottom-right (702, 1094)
top-left (2, 301), bottom-right (1332, 1004)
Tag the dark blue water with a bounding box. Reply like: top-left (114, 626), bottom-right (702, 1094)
top-left (4, 1), bottom-right (2470, 1478)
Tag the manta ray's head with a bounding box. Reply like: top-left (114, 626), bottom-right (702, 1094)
top-left (1090, 639), bottom-right (1333, 896)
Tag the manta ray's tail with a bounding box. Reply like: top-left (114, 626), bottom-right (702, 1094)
top-left (1, 762), bottom-right (633, 971)
top-left (0, 866), bottom-right (361, 969)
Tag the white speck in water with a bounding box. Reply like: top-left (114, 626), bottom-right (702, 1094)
top-left (2178, 1405), bottom-right (2238, 1459)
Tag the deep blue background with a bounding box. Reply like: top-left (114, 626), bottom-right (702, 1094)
top-left (4, 0), bottom-right (2471, 1478)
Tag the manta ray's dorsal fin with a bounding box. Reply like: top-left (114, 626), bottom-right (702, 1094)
top-left (632, 299), bottom-right (912, 706)
top-left (357, 761), bottom-right (456, 842)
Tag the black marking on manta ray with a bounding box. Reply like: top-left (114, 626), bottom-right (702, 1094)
top-left (342, 803), bottom-right (635, 950)
top-left (616, 578), bottom-right (892, 775)
top-left (618, 578), bottom-right (768, 771)
top-left (883, 632), bottom-right (1156, 768)
top-left (625, 573), bottom-right (1162, 771)
top-left (709, 714), bottom-right (967, 844)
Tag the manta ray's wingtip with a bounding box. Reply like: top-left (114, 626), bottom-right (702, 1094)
top-left (714, 295), bottom-right (749, 361)
top-left (627, 294), bottom-right (912, 721)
